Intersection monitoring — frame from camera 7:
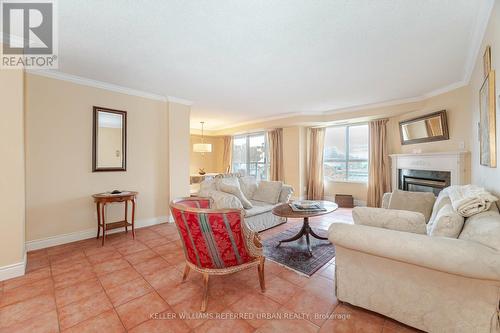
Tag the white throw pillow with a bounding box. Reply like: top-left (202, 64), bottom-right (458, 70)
top-left (428, 191), bottom-right (452, 224)
top-left (427, 204), bottom-right (465, 238)
top-left (218, 183), bottom-right (253, 209)
top-left (238, 176), bottom-right (258, 199)
top-left (252, 181), bottom-right (283, 204)
top-left (215, 176), bottom-right (240, 190)
top-left (210, 190), bottom-right (243, 210)
top-left (198, 179), bottom-right (216, 197)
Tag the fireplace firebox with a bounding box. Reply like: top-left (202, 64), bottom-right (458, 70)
top-left (398, 169), bottom-right (451, 195)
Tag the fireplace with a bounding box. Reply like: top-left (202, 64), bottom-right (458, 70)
top-left (390, 152), bottom-right (469, 194)
top-left (398, 169), bottom-right (451, 195)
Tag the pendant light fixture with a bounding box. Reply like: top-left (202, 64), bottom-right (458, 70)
top-left (193, 121), bottom-right (212, 153)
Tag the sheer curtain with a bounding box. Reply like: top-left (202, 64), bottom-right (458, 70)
top-left (222, 136), bottom-right (232, 173)
top-left (307, 128), bottom-right (325, 200)
top-left (268, 128), bottom-right (284, 181)
top-left (367, 119), bottom-right (391, 207)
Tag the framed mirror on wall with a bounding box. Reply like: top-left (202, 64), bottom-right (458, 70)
top-left (399, 110), bottom-right (449, 145)
top-left (92, 106), bottom-right (127, 172)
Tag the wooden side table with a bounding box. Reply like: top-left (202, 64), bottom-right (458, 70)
top-left (92, 191), bottom-right (138, 246)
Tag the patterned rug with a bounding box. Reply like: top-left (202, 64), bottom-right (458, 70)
top-left (263, 226), bottom-right (335, 276)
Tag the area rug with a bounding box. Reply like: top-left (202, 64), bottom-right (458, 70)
top-left (263, 226), bottom-right (335, 276)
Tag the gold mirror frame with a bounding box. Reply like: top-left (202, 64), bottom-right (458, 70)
top-left (399, 110), bottom-right (449, 145)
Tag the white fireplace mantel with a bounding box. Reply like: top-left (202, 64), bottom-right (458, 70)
top-left (389, 151), bottom-right (470, 190)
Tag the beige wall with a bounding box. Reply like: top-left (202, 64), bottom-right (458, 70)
top-left (190, 135), bottom-right (225, 175)
top-left (282, 127), bottom-right (307, 199)
top-left (0, 69), bottom-right (26, 267)
top-left (387, 86), bottom-right (472, 155)
top-left (470, 0), bottom-right (500, 195)
top-left (168, 103), bottom-right (191, 200)
top-left (25, 74), bottom-right (170, 241)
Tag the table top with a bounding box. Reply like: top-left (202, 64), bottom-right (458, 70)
top-left (92, 191), bottom-right (138, 199)
top-left (272, 200), bottom-right (338, 218)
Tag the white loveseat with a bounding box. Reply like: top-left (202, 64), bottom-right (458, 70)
top-left (328, 190), bottom-right (500, 332)
top-left (198, 174), bottom-right (293, 232)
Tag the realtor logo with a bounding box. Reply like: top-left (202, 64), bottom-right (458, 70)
top-left (1, 0), bottom-right (58, 68)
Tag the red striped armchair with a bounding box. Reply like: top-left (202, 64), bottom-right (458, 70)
top-left (170, 197), bottom-right (266, 311)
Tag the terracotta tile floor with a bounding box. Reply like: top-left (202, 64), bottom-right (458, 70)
top-left (0, 208), bottom-right (421, 332)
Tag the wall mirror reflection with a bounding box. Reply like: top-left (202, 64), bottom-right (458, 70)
top-left (399, 110), bottom-right (449, 145)
top-left (92, 106), bottom-right (127, 172)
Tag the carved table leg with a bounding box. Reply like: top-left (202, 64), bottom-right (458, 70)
top-left (124, 200), bottom-right (128, 233)
top-left (101, 202), bottom-right (106, 246)
top-left (96, 202), bottom-right (101, 239)
top-left (131, 198), bottom-right (136, 239)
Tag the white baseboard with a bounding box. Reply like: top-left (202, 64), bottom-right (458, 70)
top-left (25, 216), bottom-right (169, 252)
top-left (0, 253), bottom-right (26, 282)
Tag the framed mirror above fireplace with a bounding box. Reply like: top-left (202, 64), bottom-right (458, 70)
top-left (399, 110), bottom-right (449, 145)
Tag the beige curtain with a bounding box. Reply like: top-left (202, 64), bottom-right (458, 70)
top-left (307, 128), bottom-right (325, 200)
top-left (367, 119), bottom-right (391, 207)
top-left (222, 136), bottom-right (232, 173)
top-left (268, 128), bottom-right (284, 181)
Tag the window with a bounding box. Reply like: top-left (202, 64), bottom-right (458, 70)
top-left (324, 124), bottom-right (369, 182)
top-left (232, 132), bottom-right (269, 180)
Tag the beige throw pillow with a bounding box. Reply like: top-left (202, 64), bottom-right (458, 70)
top-left (218, 183), bottom-right (253, 209)
top-left (388, 189), bottom-right (436, 223)
top-left (252, 181), bottom-right (283, 204)
top-left (427, 204), bottom-right (465, 238)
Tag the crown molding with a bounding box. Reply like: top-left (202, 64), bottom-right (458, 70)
top-left (167, 96), bottom-right (194, 106)
top-left (462, 0), bottom-right (495, 84)
top-left (26, 70), bottom-right (193, 106)
top-left (209, 79), bottom-right (469, 131)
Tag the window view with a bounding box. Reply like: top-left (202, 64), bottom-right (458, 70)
top-left (232, 133), bottom-right (269, 180)
top-left (324, 124), bottom-right (369, 182)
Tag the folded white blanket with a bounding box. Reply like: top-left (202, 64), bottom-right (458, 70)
top-left (442, 185), bottom-right (498, 217)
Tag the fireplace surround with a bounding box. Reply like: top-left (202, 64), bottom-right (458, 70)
top-left (390, 151), bottom-right (469, 193)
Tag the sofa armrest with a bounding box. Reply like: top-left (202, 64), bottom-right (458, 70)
top-left (352, 207), bottom-right (427, 234)
top-left (381, 193), bottom-right (391, 208)
top-left (278, 185), bottom-right (294, 203)
top-left (328, 223), bottom-right (500, 280)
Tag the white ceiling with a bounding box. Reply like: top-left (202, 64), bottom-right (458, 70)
top-left (54, 0), bottom-right (492, 130)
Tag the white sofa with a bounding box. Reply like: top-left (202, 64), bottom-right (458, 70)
top-left (198, 174), bottom-right (293, 232)
top-left (328, 190), bottom-right (500, 332)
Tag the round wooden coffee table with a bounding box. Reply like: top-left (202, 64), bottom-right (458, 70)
top-left (272, 201), bottom-right (338, 255)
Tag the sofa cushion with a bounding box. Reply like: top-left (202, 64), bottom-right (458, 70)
top-left (459, 203), bottom-right (500, 250)
top-left (352, 207), bottom-right (427, 234)
top-left (218, 182), bottom-right (253, 209)
top-left (210, 190), bottom-right (243, 210)
top-left (427, 204), bottom-right (464, 238)
top-left (388, 189), bottom-right (435, 223)
top-left (252, 181), bottom-right (283, 204)
top-left (245, 200), bottom-right (274, 217)
top-left (239, 176), bottom-right (258, 199)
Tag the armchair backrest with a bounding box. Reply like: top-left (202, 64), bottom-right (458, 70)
top-left (170, 197), bottom-right (254, 270)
